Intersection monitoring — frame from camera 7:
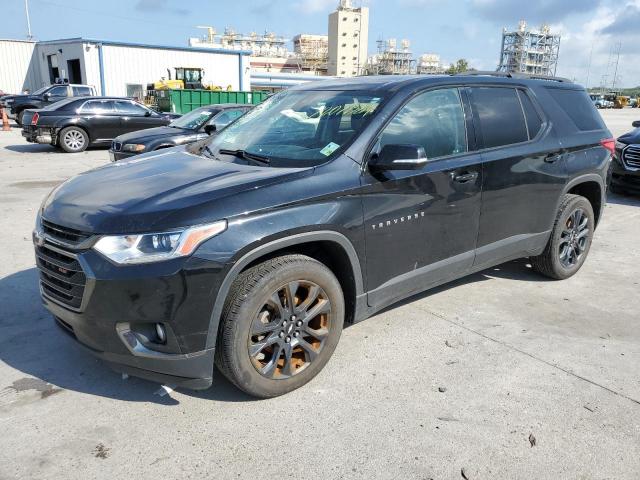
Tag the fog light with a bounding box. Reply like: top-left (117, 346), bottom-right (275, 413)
top-left (155, 323), bottom-right (167, 344)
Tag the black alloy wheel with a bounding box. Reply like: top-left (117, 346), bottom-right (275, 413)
top-left (531, 194), bottom-right (595, 280)
top-left (558, 208), bottom-right (589, 269)
top-left (216, 255), bottom-right (344, 398)
top-left (249, 280), bottom-right (331, 379)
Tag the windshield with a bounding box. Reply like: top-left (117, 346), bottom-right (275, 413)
top-left (170, 108), bottom-right (216, 130)
top-left (204, 89), bottom-right (384, 166)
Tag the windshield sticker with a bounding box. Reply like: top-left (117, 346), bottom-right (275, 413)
top-left (320, 142), bottom-right (340, 157)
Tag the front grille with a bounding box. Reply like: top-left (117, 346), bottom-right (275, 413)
top-left (36, 243), bottom-right (87, 311)
top-left (622, 145), bottom-right (640, 170)
top-left (42, 220), bottom-right (92, 245)
top-left (112, 141), bottom-right (122, 152)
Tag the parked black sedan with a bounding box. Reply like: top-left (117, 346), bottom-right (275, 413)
top-left (21, 97), bottom-right (179, 153)
top-left (109, 104), bottom-right (251, 161)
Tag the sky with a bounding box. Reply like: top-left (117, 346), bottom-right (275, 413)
top-left (1, 0), bottom-right (638, 88)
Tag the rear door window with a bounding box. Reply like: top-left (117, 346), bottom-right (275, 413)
top-left (546, 88), bottom-right (606, 132)
top-left (470, 87), bottom-right (528, 149)
top-left (378, 88), bottom-right (467, 159)
top-left (115, 101), bottom-right (149, 116)
top-left (517, 90), bottom-right (543, 139)
top-left (79, 100), bottom-right (116, 114)
top-left (72, 86), bottom-right (92, 96)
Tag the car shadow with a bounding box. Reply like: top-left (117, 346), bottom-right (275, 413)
top-left (368, 258), bottom-right (551, 318)
top-left (1, 259), bottom-right (545, 405)
top-left (4, 144), bottom-right (58, 153)
top-left (0, 268), bottom-right (253, 405)
top-left (606, 192), bottom-right (640, 206)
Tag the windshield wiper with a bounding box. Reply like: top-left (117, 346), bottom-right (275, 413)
top-left (219, 149), bottom-right (271, 165)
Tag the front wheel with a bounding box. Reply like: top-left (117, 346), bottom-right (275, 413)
top-left (216, 255), bottom-right (344, 398)
top-left (531, 194), bottom-right (595, 280)
top-left (59, 126), bottom-right (89, 153)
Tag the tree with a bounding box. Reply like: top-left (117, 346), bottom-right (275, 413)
top-left (446, 59), bottom-right (471, 75)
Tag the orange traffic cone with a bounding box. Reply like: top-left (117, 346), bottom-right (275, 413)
top-left (1, 107), bottom-right (10, 131)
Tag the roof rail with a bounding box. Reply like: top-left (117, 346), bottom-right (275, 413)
top-left (455, 71), bottom-right (572, 83)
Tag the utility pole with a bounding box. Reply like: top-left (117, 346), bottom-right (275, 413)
top-left (585, 42), bottom-right (594, 88)
top-left (24, 0), bottom-right (33, 40)
top-left (611, 42), bottom-right (622, 91)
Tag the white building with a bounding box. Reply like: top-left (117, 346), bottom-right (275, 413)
top-left (0, 38), bottom-right (251, 96)
top-left (327, 0), bottom-right (369, 77)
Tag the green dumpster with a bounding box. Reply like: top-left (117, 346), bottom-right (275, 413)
top-left (154, 90), bottom-right (269, 114)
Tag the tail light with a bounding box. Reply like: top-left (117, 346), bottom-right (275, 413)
top-left (31, 112), bottom-right (39, 126)
top-left (600, 138), bottom-right (615, 155)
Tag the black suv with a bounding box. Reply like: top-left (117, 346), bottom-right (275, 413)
top-left (6, 83), bottom-right (96, 125)
top-left (35, 74), bottom-right (613, 398)
top-left (610, 120), bottom-right (640, 194)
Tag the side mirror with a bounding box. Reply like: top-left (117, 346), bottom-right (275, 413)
top-left (632, 120), bottom-right (640, 128)
top-left (369, 144), bottom-right (428, 171)
top-left (43, 93), bottom-right (50, 100)
top-left (144, 110), bottom-right (152, 117)
top-left (204, 124), bottom-right (217, 135)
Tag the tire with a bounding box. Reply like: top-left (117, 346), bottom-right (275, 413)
top-left (16, 110), bottom-right (24, 126)
top-left (59, 126), bottom-right (89, 153)
top-left (215, 254), bottom-right (344, 398)
top-left (531, 194), bottom-right (595, 280)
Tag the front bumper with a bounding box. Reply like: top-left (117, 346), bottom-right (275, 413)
top-left (610, 155), bottom-right (640, 194)
top-left (109, 149), bottom-right (137, 162)
top-left (36, 235), bottom-right (229, 390)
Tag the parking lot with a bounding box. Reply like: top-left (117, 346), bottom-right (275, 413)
top-left (0, 109), bottom-right (638, 479)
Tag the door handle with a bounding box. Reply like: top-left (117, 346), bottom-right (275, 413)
top-left (544, 153), bottom-right (563, 163)
top-left (450, 171), bottom-right (478, 183)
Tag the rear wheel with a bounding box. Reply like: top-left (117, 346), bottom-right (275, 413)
top-left (59, 126), bottom-right (88, 153)
top-left (216, 255), bottom-right (344, 398)
top-left (16, 110), bottom-right (25, 126)
top-left (531, 194), bottom-right (594, 280)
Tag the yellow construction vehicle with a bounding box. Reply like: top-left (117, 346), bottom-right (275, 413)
top-left (615, 96), bottom-right (630, 109)
top-left (148, 67), bottom-right (206, 91)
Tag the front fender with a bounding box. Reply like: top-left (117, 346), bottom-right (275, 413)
top-left (196, 229), bottom-right (364, 350)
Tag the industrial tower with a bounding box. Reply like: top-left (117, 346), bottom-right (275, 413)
top-left (497, 21), bottom-right (561, 76)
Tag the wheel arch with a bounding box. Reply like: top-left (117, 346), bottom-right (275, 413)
top-left (563, 174), bottom-right (605, 227)
top-left (205, 231), bottom-right (364, 350)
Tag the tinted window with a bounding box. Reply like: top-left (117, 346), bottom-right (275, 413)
top-left (546, 88), bottom-right (606, 132)
top-left (379, 88), bottom-right (467, 159)
top-left (48, 86), bottom-right (68, 97)
top-left (80, 100), bottom-right (116, 114)
top-left (72, 86), bottom-right (92, 96)
top-left (115, 100), bottom-right (149, 115)
top-left (517, 90), bottom-right (543, 139)
top-left (212, 108), bottom-right (246, 127)
top-left (471, 87), bottom-right (528, 148)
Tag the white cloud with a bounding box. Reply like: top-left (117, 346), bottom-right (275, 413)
top-left (296, 0), bottom-right (338, 14)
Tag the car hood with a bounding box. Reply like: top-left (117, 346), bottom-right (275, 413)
top-left (41, 147), bottom-right (314, 234)
top-left (115, 126), bottom-right (193, 143)
top-left (618, 128), bottom-right (640, 145)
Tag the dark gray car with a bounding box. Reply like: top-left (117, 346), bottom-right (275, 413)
top-left (109, 104), bottom-right (252, 161)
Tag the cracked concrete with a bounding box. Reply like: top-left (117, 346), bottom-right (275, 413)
top-left (0, 110), bottom-right (639, 479)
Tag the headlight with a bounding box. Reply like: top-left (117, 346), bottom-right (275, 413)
top-left (93, 220), bottom-right (227, 264)
top-left (615, 140), bottom-right (626, 152)
top-left (122, 143), bottom-right (146, 153)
